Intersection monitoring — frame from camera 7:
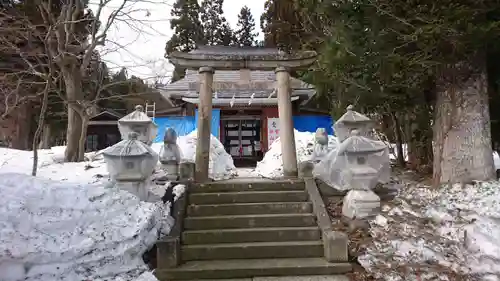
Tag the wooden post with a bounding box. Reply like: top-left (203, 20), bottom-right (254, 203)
top-left (195, 67), bottom-right (214, 182)
top-left (276, 67), bottom-right (298, 177)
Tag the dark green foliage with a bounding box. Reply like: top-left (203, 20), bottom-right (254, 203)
top-left (260, 0), bottom-right (309, 52)
top-left (166, 0), bottom-right (204, 53)
top-left (234, 6), bottom-right (258, 47)
top-left (292, 0), bottom-right (500, 114)
top-left (165, 0), bottom-right (205, 82)
top-left (200, 0), bottom-right (234, 46)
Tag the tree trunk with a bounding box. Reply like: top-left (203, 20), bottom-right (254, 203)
top-left (391, 112), bottom-right (406, 168)
top-left (32, 81), bottom-right (50, 176)
top-left (433, 60), bottom-right (495, 185)
top-left (62, 67), bottom-right (85, 162)
top-left (78, 116), bottom-right (89, 159)
top-left (408, 104), bottom-right (433, 173)
top-left (65, 104), bottom-right (84, 162)
top-left (38, 124), bottom-right (52, 149)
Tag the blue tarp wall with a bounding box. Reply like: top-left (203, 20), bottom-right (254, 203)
top-left (293, 115), bottom-right (334, 135)
top-left (153, 112), bottom-right (332, 143)
top-left (154, 109), bottom-right (220, 143)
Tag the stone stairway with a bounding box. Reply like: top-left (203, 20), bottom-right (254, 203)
top-left (155, 179), bottom-right (351, 280)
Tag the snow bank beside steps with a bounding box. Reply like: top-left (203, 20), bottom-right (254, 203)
top-left (0, 173), bottom-right (170, 281)
top-left (255, 130), bottom-right (338, 178)
top-left (152, 130), bottom-right (237, 180)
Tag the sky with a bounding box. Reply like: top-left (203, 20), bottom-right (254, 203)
top-left (89, 0), bottom-right (266, 83)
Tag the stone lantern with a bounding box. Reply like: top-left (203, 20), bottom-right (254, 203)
top-left (336, 130), bottom-right (390, 219)
top-left (102, 132), bottom-right (159, 200)
top-left (159, 128), bottom-right (181, 181)
top-left (334, 105), bottom-right (375, 143)
top-left (118, 105), bottom-right (158, 145)
top-left (337, 130), bottom-right (390, 190)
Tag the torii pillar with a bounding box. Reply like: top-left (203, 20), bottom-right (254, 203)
top-left (275, 67), bottom-right (297, 177)
top-left (167, 46), bottom-right (317, 182)
top-left (195, 67), bottom-right (214, 181)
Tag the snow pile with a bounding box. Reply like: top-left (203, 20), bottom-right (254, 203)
top-left (360, 181), bottom-right (500, 281)
top-left (255, 130), bottom-right (338, 178)
top-left (152, 130), bottom-right (237, 180)
top-left (0, 173), bottom-right (171, 281)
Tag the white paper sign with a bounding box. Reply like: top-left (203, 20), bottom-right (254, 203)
top-left (267, 118), bottom-right (280, 147)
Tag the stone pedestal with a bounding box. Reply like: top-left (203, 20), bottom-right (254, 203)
top-left (276, 67), bottom-right (297, 177)
top-left (116, 181), bottom-right (150, 201)
top-left (160, 161), bottom-right (179, 181)
top-left (298, 161), bottom-right (314, 178)
top-left (342, 190), bottom-right (381, 219)
top-left (195, 67), bottom-right (214, 182)
top-left (180, 162), bottom-right (195, 181)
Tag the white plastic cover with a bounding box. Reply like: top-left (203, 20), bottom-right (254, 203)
top-left (313, 134), bottom-right (390, 191)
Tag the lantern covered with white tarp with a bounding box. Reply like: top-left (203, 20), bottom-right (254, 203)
top-left (118, 105), bottom-right (158, 144)
top-left (333, 105), bottom-right (375, 143)
top-left (103, 132), bottom-right (158, 182)
top-left (314, 130), bottom-right (390, 191)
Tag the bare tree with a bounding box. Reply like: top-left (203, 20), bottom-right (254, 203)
top-left (0, 6), bottom-right (54, 151)
top-left (2, 0), bottom-right (170, 163)
top-left (0, 6), bottom-right (60, 173)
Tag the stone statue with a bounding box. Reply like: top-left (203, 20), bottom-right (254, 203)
top-left (159, 128), bottom-right (181, 181)
top-left (312, 128), bottom-right (329, 162)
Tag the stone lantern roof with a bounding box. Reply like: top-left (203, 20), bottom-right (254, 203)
top-left (338, 131), bottom-right (387, 154)
top-left (102, 132), bottom-right (156, 157)
top-left (119, 105), bottom-right (154, 123)
top-left (336, 105), bottom-right (372, 125)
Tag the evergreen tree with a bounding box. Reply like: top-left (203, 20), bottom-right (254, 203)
top-left (200, 0), bottom-right (234, 46)
top-left (234, 6), bottom-right (258, 47)
top-left (165, 0), bottom-right (204, 82)
top-left (296, 0), bottom-right (500, 184)
top-left (260, 0), bottom-right (304, 51)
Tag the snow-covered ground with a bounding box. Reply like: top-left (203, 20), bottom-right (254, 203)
top-left (0, 146), bottom-right (177, 281)
top-left (3, 128), bottom-right (500, 281)
top-left (0, 173), bottom-right (170, 281)
top-left (253, 132), bottom-right (500, 280)
top-left (0, 146), bottom-right (109, 184)
top-left (361, 180), bottom-right (500, 281)
top-left (255, 130), bottom-right (338, 178)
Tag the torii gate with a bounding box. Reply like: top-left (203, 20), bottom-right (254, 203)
top-left (167, 46), bottom-right (317, 182)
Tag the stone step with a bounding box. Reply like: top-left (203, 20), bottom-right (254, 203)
top-left (182, 241), bottom-right (323, 261)
top-left (187, 202), bottom-right (313, 217)
top-left (154, 258), bottom-right (352, 280)
top-left (188, 190), bottom-right (308, 205)
top-left (184, 213), bottom-right (317, 230)
top-left (191, 179), bottom-right (304, 193)
top-left (182, 226), bottom-right (321, 245)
